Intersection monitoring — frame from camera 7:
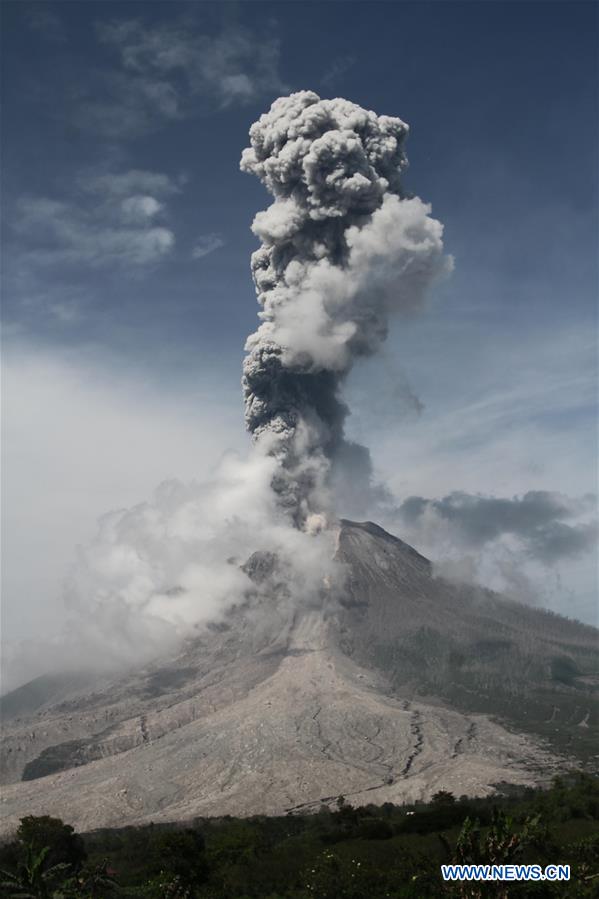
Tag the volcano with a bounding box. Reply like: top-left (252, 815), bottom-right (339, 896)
top-left (1, 520), bottom-right (597, 834)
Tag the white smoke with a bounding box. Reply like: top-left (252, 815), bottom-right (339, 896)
top-left (4, 447), bottom-right (341, 691)
top-left (65, 449), bottom-right (340, 638)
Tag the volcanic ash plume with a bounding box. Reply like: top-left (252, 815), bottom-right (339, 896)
top-left (241, 91), bottom-right (452, 527)
top-left (5, 93), bottom-right (452, 691)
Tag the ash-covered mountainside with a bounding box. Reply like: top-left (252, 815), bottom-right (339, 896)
top-left (1, 520), bottom-right (597, 834)
top-left (334, 521), bottom-right (599, 759)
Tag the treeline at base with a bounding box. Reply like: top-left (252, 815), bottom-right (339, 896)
top-left (1, 773), bottom-right (598, 898)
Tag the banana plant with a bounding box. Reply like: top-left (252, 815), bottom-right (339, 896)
top-left (0, 843), bottom-right (71, 898)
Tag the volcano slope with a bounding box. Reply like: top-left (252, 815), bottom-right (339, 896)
top-left (1, 520), bottom-right (597, 834)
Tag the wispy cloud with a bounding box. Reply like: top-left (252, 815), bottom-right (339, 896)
top-left (82, 169), bottom-right (185, 198)
top-left (74, 17), bottom-right (287, 138)
top-left (25, 5), bottom-right (67, 43)
top-left (192, 233), bottom-right (226, 260)
top-left (47, 300), bottom-right (81, 324)
top-left (4, 167), bottom-right (182, 329)
top-left (14, 197), bottom-right (173, 269)
top-left (321, 55), bottom-right (355, 89)
top-left (346, 321), bottom-right (597, 501)
top-left (12, 168), bottom-right (178, 272)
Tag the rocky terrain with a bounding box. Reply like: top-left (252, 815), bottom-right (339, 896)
top-left (1, 520), bottom-right (597, 835)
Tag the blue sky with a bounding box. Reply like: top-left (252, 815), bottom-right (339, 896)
top-left (2, 1), bottom-right (597, 652)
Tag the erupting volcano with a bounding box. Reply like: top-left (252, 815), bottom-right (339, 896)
top-left (1, 93), bottom-right (597, 836)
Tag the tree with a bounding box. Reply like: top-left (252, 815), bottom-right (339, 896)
top-left (16, 817), bottom-right (86, 873)
top-left (432, 790), bottom-right (456, 805)
top-left (148, 828), bottom-right (207, 888)
top-left (448, 809), bottom-right (549, 899)
top-left (65, 859), bottom-right (119, 898)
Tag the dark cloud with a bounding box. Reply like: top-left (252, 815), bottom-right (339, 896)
top-left (399, 490), bottom-right (597, 562)
top-left (526, 520), bottom-right (598, 563)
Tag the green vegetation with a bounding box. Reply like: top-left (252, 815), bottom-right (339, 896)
top-left (364, 617), bottom-right (599, 765)
top-left (1, 775), bottom-right (598, 897)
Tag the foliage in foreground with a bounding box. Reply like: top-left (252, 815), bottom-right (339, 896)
top-left (0, 774), bottom-right (598, 897)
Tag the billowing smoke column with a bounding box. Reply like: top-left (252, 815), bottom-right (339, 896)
top-left (241, 91), bottom-right (451, 528)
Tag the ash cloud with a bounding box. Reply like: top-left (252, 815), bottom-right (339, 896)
top-left (394, 490), bottom-right (597, 617)
top-left (240, 91), bottom-right (452, 527)
top-left (399, 490), bottom-right (597, 563)
top-left (3, 449), bottom-right (343, 692)
top-left (526, 519), bottom-right (598, 563)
